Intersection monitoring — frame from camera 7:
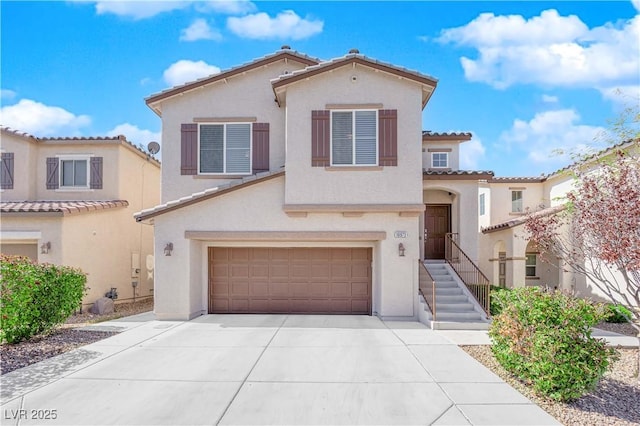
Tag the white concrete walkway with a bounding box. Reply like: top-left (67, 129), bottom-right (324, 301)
top-left (1, 315), bottom-right (560, 425)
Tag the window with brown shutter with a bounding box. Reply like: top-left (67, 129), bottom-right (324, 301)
top-left (252, 123), bottom-right (269, 173)
top-left (90, 157), bottom-right (103, 189)
top-left (1, 152), bottom-right (14, 190)
top-left (311, 110), bottom-right (330, 166)
top-left (46, 157), bottom-right (59, 189)
top-left (378, 109), bottom-right (398, 166)
top-left (181, 123), bottom-right (198, 175)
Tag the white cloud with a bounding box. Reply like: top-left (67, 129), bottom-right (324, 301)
top-left (633, 0), bottom-right (640, 13)
top-left (542, 94), bottom-right (559, 103)
top-left (163, 59), bottom-right (221, 87)
top-left (598, 85), bottom-right (640, 106)
top-left (500, 109), bottom-right (606, 165)
top-left (180, 18), bottom-right (222, 42)
top-left (459, 137), bottom-right (486, 170)
top-left (106, 123), bottom-right (161, 147)
top-left (195, 0), bottom-right (256, 15)
top-left (437, 10), bottom-right (640, 92)
top-left (1, 89), bottom-right (17, 100)
top-left (0, 99), bottom-right (90, 137)
top-left (227, 10), bottom-right (323, 40)
top-left (94, 1), bottom-right (190, 20)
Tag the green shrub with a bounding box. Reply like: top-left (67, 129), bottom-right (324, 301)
top-left (489, 287), bottom-right (616, 402)
top-left (0, 255), bottom-right (86, 344)
top-left (603, 304), bottom-right (633, 323)
top-left (490, 285), bottom-right (511, 316)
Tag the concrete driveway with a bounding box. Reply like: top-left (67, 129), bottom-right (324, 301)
top-left (1, 315), bottom-right (559, 425)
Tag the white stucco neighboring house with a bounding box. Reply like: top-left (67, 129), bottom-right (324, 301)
top-left (0, 127), bottom-right (161, 308)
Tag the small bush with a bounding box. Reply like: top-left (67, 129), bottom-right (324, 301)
top-left (489, 287), bottom-right (616, 402)
top-left (489, 285), bottom-right (511, 316)
top-left (0, 255), bottom-right (86, 344)
top-left (604, 304), bottom-right (633, 323)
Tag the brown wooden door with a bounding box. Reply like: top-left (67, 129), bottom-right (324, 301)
top-left (209, 247), bottom-right (372, 314)
top-left (424, 205), bottom-right (451, 259)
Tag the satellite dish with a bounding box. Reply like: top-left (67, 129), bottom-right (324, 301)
top-left (147, 141), bottom-right (160, 155)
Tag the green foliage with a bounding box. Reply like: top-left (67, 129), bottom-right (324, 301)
top-left (0, 255), bottom-right (86, 344)
top-left (489, 285), bottom-right (511, 316)
top-left (604, 304), bottom-right (633, 324)
top-left (489, 287), bottom-right (617, 402)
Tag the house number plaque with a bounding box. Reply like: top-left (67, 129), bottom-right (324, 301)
top-left (394, 231), bottom-right (408, 238)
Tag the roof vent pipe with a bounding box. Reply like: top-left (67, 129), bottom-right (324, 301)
top-left (348, 48), bottom-right (360, 54)
top-left (281, 45), bottom-right (291, 50)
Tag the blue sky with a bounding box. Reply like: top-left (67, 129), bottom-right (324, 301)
top-left (1, 1), bottom-right (638, 176)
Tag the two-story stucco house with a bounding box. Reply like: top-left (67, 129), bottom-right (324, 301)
top-left (135, 48), bottom-right (493, 325)
top-left (479, 140), bottom-right (639, 309)
top-left (0, 127), bottom-right (161, 307)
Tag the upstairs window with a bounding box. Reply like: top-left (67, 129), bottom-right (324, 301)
top-left (479, 193), bottom-right (486, 216)
top-left (61, 158), bottom-right (88, 188)
top-left (511, 190), bottom-right (523, 213)
top-left (331, 110), bottom-right (377, 166)
top-left (199, 123), bottom-right (251, 174)
top-left (431, 152), bottom-right (449, 168)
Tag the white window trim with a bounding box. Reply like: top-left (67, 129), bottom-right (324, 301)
top-left (56, 154), bottom-right (92, 191)
top-left (525, 253), bottom-right (537, 278)
top-left (329, 109), bottom-right (378, 167)
top-left (197, 122), bottom-right (252, 175)
top-left (511, 190), bottom-right (523, 213)
top-left (431, 152), bottom-right (449, 169)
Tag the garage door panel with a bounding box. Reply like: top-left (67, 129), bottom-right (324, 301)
top-left (209, 247), bottom-right (372, 314)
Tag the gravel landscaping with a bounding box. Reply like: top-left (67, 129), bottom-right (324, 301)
top-left (0, 298), bottom-right (153, 375)
top-left (463, 345), bottom-right (640, 426)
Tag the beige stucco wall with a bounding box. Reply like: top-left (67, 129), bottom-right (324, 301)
top-left (422, 141), bottom-right (460, 170)
top-left (283, 65), bottom-right (424, 205)
top-left (157, 59), bottom-right (310, 203)
top-left (152, 176), bottom-right (420, 320)
top-left (1, 132), bottom-right (38, 200)
top-left (488, 182), bottom-right (545, 225)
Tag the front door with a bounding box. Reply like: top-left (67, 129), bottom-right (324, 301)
top-left (424, 205), bottom-right (451, 259)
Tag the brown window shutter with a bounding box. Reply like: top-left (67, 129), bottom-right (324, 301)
top-left (0, 152), bottom-right (14, 190)
top-left (181, 123), bottom-right (198, 175)
top-left (252, 123), bottom-right (270, 174)
top-left (90, 157), bottom-right (103, 189)
top-left (46, 157), bottom-right (59, 189)
top-left (378, 109), bottom-right (398, 166)
top-left (311, 110), bottom-right (330, 166)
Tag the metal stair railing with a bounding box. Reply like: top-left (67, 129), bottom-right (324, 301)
top-left (418, 260), bottom-right (437, 321)
top-left (444, 233), bottom-right (491, 318)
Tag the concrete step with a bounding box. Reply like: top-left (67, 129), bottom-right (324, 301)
top-left (431, 320), bottom-right (490, 331)
top-left (434, 294), bottom-right (469, 303)
top-left (435, 287), bottom-right (463, 296)
top-left (435, 311), bottom-right (484, 321)
top-left (436, 303), bottom-right (475, 312)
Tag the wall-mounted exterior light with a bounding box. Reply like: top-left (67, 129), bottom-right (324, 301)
top-left (398, 243), bottom-right (405, 257)
top-left (40, 241), bottom-right (51, 254)
top-left (164, 243), bottom-right (173, 256)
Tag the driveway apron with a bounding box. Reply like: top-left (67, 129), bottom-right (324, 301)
top-left (0, 315), bottom-right (559, 425)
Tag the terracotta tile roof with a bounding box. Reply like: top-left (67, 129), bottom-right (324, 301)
top-left (271, 54), bottom-right (438, 107)
top-left (145, 49), bottom-right (320, 110)
top-left (481, 205), bottom-right (565, 234)
top-left (490, 177), bottom-right (546, 183)
top-left (1, 200), bottom-right (129, 216)
top-left (135, 169), bottom-right (285, 222)
top-left (424, 170), bottom-right (494, 180)
top-left (422, 131), bottom-right (472, 141)
top-left (0, 126), bottom-right (38, 140)
top-left (545, 139), bottom-right (638, 179)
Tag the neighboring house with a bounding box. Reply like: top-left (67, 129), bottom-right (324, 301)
top-left (135, 47), bottom-right (492, 321)
top-left (479, 140), bottom-right (639, 307)
top-left (0, 126), bottom-right (161, 307)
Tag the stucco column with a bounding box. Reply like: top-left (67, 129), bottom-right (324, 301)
top-left (507, 233), bottom-right (528, 288)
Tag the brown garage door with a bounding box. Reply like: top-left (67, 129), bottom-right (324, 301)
top-left (209, 247), bottom-right (372, 314)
